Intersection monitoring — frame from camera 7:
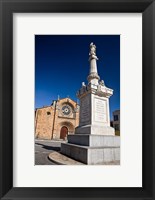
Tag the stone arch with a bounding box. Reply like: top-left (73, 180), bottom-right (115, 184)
top-left (59, 121), bottom-right (75, 136)
top-left (60, 126), bottom-right (68, 140)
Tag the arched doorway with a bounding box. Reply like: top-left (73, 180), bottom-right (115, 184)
top-left (60, 126), bottom-right (68, 140)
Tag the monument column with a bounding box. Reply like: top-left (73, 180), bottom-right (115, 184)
top-left (75, 42), bottom-right (114, 135)
top-left (87, 42), bottom-right (100, 86)
top-left (61, 43), bottom-right (120, 165)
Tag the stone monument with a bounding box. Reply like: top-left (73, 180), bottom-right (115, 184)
top-left (61, 42), bottom-right (120, 164)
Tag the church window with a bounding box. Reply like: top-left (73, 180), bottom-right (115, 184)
top-left (47, 111), bottom-right (51, 115)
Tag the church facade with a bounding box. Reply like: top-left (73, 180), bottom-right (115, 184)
top-left (35, 98), bottom-right (79, 140)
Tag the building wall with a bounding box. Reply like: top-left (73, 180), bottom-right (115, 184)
top-left (35, 98), bottom-right (79, 140)
top-left (35, 106), bottom-right (54, 139)
top-left (112, 110), bottom-right (120, 131)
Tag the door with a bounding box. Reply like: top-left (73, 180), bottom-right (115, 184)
top-left (60, 126), bottom-right (68, 140)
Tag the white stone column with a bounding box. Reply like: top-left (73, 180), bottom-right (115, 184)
top-left (89, 56), bottom-right (98, 74)
top-left (87, 43), bottom-right (100, 85)
top-left (75, 42), bottom-right (114, 135)
top-left (61, 42), bottom-right (120, 165)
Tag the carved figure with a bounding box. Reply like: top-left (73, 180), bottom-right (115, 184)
top-left (100, 80), bottom-right (105, 86)
top-left (89, 42), bottom-right (96, 56)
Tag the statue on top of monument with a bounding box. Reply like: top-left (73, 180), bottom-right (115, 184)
top-left (89, 42), bottom-right (98, 61)
top-left (89, 42), bottom-right (96, 56)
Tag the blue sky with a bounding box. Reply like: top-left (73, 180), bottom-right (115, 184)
top-left (35, 35), bottom-right (120, 119)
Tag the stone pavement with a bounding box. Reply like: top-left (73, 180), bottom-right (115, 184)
top-left (35, 139), bottom-right (64, 165)
top-left (48, 152), bottom-right (84, 165)
top-left (35, 139), bottom-right (120, 165)
top-left (48, 151), bottom-right (120, 165)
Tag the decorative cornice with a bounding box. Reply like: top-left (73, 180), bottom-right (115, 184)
top-left (87, 72), bottom-right (100, 82)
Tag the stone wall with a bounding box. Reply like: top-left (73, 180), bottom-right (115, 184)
top-left (35, 98), bottom-right (79, 140)
top-left (35, 106), bottom-right (54, 139)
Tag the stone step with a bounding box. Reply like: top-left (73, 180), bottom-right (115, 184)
top-left (68, 134), bottom-right (120, 147)
top-left (75, 125), bottom-right (115, 135)
top-left (61, 143), bottom-right (120, 165)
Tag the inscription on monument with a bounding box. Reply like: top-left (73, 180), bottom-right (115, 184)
top-left (80, 96), bottom-right (90, 123)
top-left (94, 98), bottom-right (107, 122)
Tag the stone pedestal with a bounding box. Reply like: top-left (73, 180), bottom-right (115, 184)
top-left (75, 92), bottom-right (115, 135)
top-left (61, 134), bottom-right (120, 164)
top-left (61, 42), bottom-right (120, 164)
top-left (75, 125), bottom-right (115, 135)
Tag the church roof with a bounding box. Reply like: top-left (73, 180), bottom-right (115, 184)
top-left (36, 97), bottom-right (78, 110)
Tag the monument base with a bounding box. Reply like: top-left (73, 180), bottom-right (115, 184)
top-left (75, 125), bottom-right (115, 135)
top-left (61, 134), bottom-right (120, 165)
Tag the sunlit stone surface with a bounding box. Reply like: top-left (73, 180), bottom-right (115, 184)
top-left (61, 43), bottom-right (120, 164)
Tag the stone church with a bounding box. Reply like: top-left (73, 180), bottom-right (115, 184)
top-left (35, 98), bottom-right (79, 140)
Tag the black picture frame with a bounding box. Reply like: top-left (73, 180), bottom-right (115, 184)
top-left (0, 0), bottom-right (155, 199)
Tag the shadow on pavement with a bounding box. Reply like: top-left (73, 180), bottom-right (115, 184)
top-left (35, 142), bottom-right (60, 152)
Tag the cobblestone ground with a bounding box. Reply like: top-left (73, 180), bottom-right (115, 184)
top-left (35, 139), bottom-right (66, 165)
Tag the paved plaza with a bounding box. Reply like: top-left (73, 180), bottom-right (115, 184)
top-left (35, 139), bottom-right (120, 165)
top-left (35, 139), bottom-right (65, 165)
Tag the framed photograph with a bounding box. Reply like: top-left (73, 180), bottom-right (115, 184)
top-left (0, 0), bottom-right (154, 199)
top-left (35, 34), bottom-right (121, 166)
